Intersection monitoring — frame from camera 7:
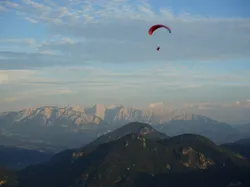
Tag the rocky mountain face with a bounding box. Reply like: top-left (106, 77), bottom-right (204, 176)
top-left (0, 104), bottom-right (201, 128)
top-left (0, 105), bottom-right (102, 128)
top-left (16, 123), bottom-right (250, 187)
top-left (0, 104), bottom-right (249, 151)
top-left (0, 166), bottom-right (18, 187)
top-left (0, 105), bottom-right (110, 152)
top-left (82, 122), bottom-right (169, 151)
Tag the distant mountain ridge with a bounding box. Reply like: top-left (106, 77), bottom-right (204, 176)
top-left (0, 104), bottom-right (206, 128)
top-left (0, 105), bottom-right (249, 151)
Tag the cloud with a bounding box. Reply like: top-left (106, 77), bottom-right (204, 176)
top-left (0, 97), bottom-right (19, 103)
top-left (22, 0), bottom-right (51, 12)
top-left (0, 0), bottom-right (19, 12)
top-left (1, 60), bottom-right (249, 103)
top-left (0, 38), bottom-right (36, 46)
top-left (24, 17), bottom-right (38, 23)
top-left (0, 5), bottom-right (8, 12)
top-left (184, 102), bottom-right (214, 110)
top-left (0, 87), bottom-right (75, 104)
top-left (183, 99), bottom-right (250, 113)
top-left (0, 69), bottom-right (37, 84)
top-left (4, 1), bottom-right (19, 8)
top-left (231, 100), bottom-right (250, 108)
top-left (202, 100), bottom-right (250, 109)
top-left (25, 87), bottom-right (75, 96)
top-left (0, 51), bottom-right (75, 69)
top-left (148, 102), bottom-right (164, 108)
top-left (0, 64), bottom-right (203, 104)
top-left (0, 72), bottom-right (8, 84)
top-left (0, 68), bottom-right (77, 104)
top-left (2, 63), bottom-right (247, 98)
top-left (181, 100), bottom-right (250, 124)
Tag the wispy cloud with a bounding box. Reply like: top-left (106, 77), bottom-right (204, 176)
top-left (0, 69), bottom-right (37, 84)
top-left (3, 1), bottom-right (19, 8)
top-left (0, 5), bottom-right (8, 12)
top-left (24, 16), bottom-right (38, 23)
top-left (1, 64), bottom-right (249, 100)
top-left (0, 97), bottom-right (18, 103)
top-left (184, 102), bottom-right (217, 111)
top-left (226, 100), bottom-right (250, 108)
top-left (0, 38), bottom-right (36, 46)
top-left (185, 100), bottom-right (250, 111)
top-left (0, 72), bottom-right (8, 84)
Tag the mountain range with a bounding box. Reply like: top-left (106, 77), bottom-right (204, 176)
top-left (0, 105), bottom-right (249, 152)
top-left (10, 122), bottom-right (250, 187)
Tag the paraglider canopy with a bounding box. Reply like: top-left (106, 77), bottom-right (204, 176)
top-left (148, 24), bottom-right (171, 51)
top-left (148, 24), bottom-right (171, 35)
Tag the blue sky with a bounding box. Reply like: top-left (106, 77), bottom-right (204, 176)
top-left (0, 0), bottom-right (250, 124)
top-left (150, 0), bottom-right (250, 17)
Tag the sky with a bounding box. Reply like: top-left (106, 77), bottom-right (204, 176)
top-left (0, 0), bottom-right (250, 124)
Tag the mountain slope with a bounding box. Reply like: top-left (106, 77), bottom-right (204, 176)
top-left (221, 137), bottom-right (250, 158)
top-left (0, 145), bottom-right (53, 170)
top-left (17, 125), bottom-right (250, 187)
top-left (84, 122), bottom-right (169, 149)
top-left (48, 122), bottom-right (168, 164)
